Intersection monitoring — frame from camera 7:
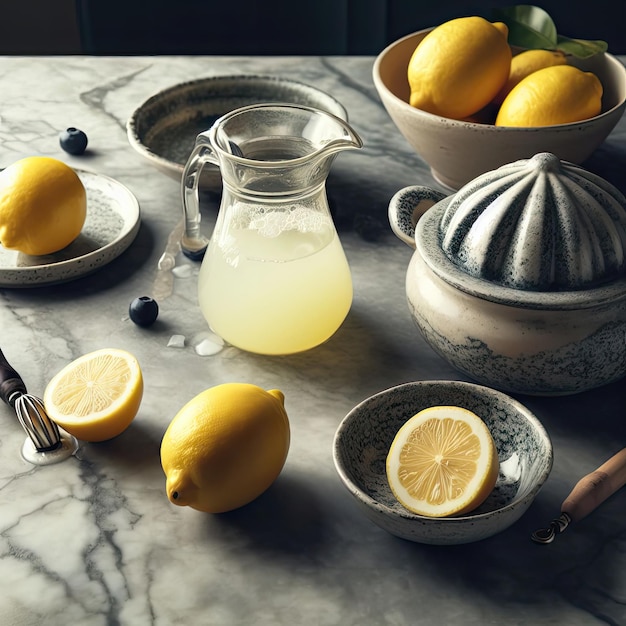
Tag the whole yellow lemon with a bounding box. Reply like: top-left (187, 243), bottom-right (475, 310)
top-left (408, 16), bottom-right (512, 119)
top-left (496, 64), bottom-right (603, 127)
top-left (0, 156), bottom-right (87, 256)
top-left (493, 48), bottom-right (568, 105)
top-left (160, 383), bottom-right (290, 513)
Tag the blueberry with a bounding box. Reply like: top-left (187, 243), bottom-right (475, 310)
top-left (129, 296), bottom-right (159, 327)
top-left (59, 128), bottom-right (88, 155)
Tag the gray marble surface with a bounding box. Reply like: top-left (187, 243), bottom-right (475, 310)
top-left (0, 54), bottom-right (625, 626)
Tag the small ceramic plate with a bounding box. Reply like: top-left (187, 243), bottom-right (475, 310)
top-left (0, 169), bottom-right (140, 288)
top-left (126, 74), bottom-right (348, 189)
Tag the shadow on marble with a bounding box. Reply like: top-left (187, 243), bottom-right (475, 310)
top-left (582, 139), bottom-right (626, 196)
top-left (520, 377), bottom-right (626, 444)
top-left (357, 498), bottom-right (626, 623)
top-left (556, 528), bottom-right (626, 624)
top-left (82, 411), bottom-right (165, 469)
top-left (0, 220), bottom-right (158, 299)
top-left (202, 471), bottom-right (332, 557)
top-left (225, 307), bottom-right (448, 409)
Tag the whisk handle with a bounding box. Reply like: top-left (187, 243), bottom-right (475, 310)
top-left (0, 348), bottom-right (28, 408)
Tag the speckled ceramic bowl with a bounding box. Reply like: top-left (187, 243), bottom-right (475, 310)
top-left (333, 380), bottom-right (552, 545)
top-left (127, 74), bottom-right (348, 190)
top-left (373, 29), bottom-right (626, 190)
top-left (389, 153), bottom-right (626, 395)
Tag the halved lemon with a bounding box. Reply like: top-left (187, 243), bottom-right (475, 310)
top-left (386, 405), bottom-right (499, 517)
top-left (43, 348), bottom-right (143, 442)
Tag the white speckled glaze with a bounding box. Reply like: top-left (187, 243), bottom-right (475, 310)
top-left (439, 153), bottom-right (626, 290)
top-left (389, 154), bottom-right (626, 396)
top-left (373, 30), bottom-right (626, 190)
top-left (332, 380), bottom-right (553, 545)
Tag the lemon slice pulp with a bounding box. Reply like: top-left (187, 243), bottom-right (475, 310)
top-left (386, 405), bottom-right (499, 517)
top-left (43, 348), bottom-right (143, 442)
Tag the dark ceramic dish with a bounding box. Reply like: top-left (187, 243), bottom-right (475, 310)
top-left (127, 74), bottom-right (348, 189)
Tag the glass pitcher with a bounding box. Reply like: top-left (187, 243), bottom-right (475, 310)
top-left (180, 103), bottom-right (363, 355)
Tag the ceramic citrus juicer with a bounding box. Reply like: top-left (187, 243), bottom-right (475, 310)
top-left (389, 152), bottom-right (626, 395)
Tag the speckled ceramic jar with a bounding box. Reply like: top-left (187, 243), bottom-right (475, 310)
top-left (389, 153), bottom-right (626, 396)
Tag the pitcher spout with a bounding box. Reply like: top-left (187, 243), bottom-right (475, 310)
top-left (319, 117), bottom-right (363, 156)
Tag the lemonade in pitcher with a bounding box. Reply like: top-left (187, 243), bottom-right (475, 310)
top-left (198, 203), bottom-right (352, 355)
top-left (180, 103), bottom-right (362, 354)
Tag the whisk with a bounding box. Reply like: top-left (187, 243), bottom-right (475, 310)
top-left (0, 347), bottom-right (77, 465)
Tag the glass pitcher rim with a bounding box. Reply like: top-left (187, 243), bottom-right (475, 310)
top-left (205, 102), bottom-right (363, 166)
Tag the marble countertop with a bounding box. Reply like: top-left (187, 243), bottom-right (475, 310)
top-left (1, 54), bottom-right (626, 626)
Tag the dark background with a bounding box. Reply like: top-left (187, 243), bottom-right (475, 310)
top-left (1, 0), bottom-right (625, 56)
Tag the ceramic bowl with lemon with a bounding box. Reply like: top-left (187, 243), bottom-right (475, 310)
top-left (332, 380), bottom-right (553, 545)
top-left (373, 22), bottom-right (626, 190)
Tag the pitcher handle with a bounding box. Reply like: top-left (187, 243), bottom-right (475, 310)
top-left (180, 133), bottom-right (219, 260)
top-left (388, 186), bottom-right (446, 249)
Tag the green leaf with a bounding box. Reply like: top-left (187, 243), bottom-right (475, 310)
top-left (493, 4), bottom-right (558, 47)
top-left (555, 36), bottom-right (608, 58)
top-left (504, 21), bottom-right (557, 49)
top-left (492, 4), bottom-right (608, 58)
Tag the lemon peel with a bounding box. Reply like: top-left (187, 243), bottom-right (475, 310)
top-left (0, 156), bottom-right (86, 255)
top-left (160, 383), bottom-right (290, 513)
top-left (493, 48), bottom-right (568, 105)
top-left (407, 17), bottom-right (512, 119)
top-left (496, 64), bottom-right (603, 127)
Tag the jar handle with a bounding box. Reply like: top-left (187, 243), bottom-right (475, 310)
top-left (388, 186), bottom-right (446, 249)
top-left (180, 133), bottom-right (219, 260)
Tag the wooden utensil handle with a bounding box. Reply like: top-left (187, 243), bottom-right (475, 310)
top-left (562, 448), bottom-right (626, 522)
top-left (0, 348), bottom-right (27, 407)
